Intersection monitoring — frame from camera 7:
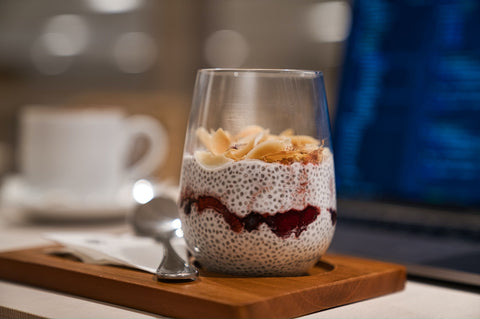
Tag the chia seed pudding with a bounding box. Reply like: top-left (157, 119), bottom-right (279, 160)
top-left (178, 138), bottom-right (336, 276)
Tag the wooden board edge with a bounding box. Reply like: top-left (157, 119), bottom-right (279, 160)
top-left (0, 247), bottom-right (407, 319)
top-left (241, 264), bottom-right (407, 318)
top-left (0, 254), bottom-right (243, 319)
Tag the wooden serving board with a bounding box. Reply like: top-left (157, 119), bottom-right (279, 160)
top-left (0, 246), bottom-right (406, 319)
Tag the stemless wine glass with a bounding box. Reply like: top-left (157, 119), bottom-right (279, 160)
top-left (178, 69), bottom-right (336, 276)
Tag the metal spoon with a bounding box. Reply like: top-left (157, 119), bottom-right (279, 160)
top-left (129, 196), bottom-right (198, 281)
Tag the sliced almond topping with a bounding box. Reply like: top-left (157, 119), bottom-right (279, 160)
top-left (235, 125), bottom-right (264, 140)
top-left (195, 125), bottom-right (324, 165)
top-left (245, 139), bottom-right (290, 159)
top-left (263, 150), bottom-right (301, 163)
top-left (279, 128), bottom-right (294, 136)
top-left (225, 138), bottom-right (255, 160)
top-left (253, 130), bottom-right (269, 146)
top-left (196, 127), bottom-right (212, 151)
top-left (194, 150), bottom-right (233, 168)
top-left (210, 128), bottom-right (232, 155)
top-left (296, 143), bottom-right (319, 153)
top-left (290, 135), bottom-right (320, 146)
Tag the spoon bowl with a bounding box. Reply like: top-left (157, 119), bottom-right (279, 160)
top-left (129, 196), bottom-right (198, 281)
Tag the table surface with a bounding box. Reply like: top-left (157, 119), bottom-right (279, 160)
top-left (1, 214), bottom-right (479, 319)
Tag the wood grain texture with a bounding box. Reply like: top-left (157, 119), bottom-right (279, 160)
top-left (0, 246), bottom-right (406, 318)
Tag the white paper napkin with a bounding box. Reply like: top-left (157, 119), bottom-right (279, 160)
top-left (45, 232), bottom-right (174, 274)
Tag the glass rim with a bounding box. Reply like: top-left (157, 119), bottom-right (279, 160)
top-left (197, 68), bottom-right (323, 77)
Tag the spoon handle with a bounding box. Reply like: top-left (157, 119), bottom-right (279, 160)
top-left (156, 232), bottom-right (199, 281)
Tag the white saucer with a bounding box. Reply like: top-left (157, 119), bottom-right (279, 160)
top-left (0, 175), bottom-right (137, 221)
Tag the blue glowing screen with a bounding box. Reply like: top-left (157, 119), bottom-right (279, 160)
top-left (333, 0), bottom-right (480, 208)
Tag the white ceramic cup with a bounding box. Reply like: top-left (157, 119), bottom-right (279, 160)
top-left (18, 105), bottom-right (168, 204)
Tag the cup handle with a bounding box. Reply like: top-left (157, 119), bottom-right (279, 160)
top-left (125, 115), bottom-right (168, 179)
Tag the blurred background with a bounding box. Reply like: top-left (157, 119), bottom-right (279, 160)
top-left (0, 0), bottom-right (351, 182)
top-left (0, 0), bottom-right (479, 285)
top-left (0, 0), bottom-right (478, 290)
